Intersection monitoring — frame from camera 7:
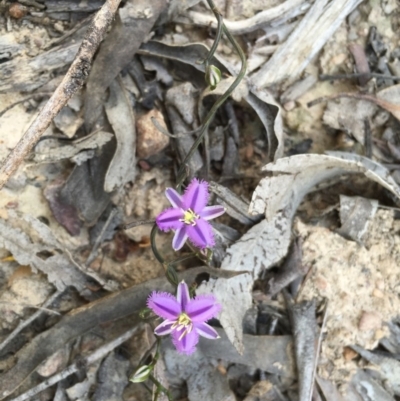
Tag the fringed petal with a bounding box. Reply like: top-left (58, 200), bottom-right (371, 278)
top-left (186, 219), bottom-right (214, 249)
top-left (172, 227), bottom-right (189, 251)
top-left (177, 281), bottom-right (190, 310)
top-left (172, 328), bottom-right (199, 355)
top-left (194, 322), bottom-right (220, 339)
top-left (199, 205), bottom-right (225, 220)
top-left (182, 178), bottom-right (209, 213)
top-left (186, 294), bottom-right (221, 322)
top-left (165, 188), bottom-right (183, 208)
top-left (156, 208), bottom-right (184, 231)
top-left (147, 291), bottom-right (181, 320)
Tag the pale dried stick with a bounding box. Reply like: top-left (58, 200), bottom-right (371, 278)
top-left (0, 290), bottom-right (63, 354)
top-left (9, 325), bottom-right (140, 401)
top-left (0, 0), bottom-right (122, 190)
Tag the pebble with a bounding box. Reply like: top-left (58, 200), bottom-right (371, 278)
top-left (136, 109), bottom-right (169, 159)
top-left (358, 311), bottom-right (382, 331)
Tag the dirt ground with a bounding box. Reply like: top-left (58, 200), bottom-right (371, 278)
top-left (1, 0), bottom-right (400, 400)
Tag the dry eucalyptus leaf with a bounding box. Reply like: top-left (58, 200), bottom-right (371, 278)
top-left (350, 345), bottom-right (400, 396)
top-left (104, 78), bottom-right (136, 192)
top-left (0, 214), bottom-right (93, 293)
top-left (323, 98), bottom-right (378, 146)
top-left (139, 41), bottom-right (233, 75)
top-left (84, 0), bottom-right (167, 130)
top-left (347, 370), bottom-right (396, 401)
top-left (250, 152), bottom-right (400, 219)
top-left (209, 181), bottom-right (260, 225)
top-left (201, 152), bottom-right (400, 353)
top-left (0, 42), bottom-right (80, 93)
top-left (376, 84), bottom-right (400, 121)
top-left (198, 215), bottom-right (291, 353)
top-left (33, 131), bottom-right (113, 164)
top-left (53, 106), bottom-right (83, 139)
top-left (163, 343), bottom-right (235, 401)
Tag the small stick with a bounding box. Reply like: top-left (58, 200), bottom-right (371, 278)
top-left (85, 208), bottom-right (118, 267)
top-left (0, 290), bottom-right (63, 354)
top-left (123, 219), bottom-right (155, 230)
top-left (364, 119), bottom-right (372, 158)
top-left (319, 72), bottom-right (400, 82)
top-left (9, 325), bottom-right (140, 401)
top-left (0, 93), bottom-right (52, 119)
top-left (0, 0), bottom-right (122, 190)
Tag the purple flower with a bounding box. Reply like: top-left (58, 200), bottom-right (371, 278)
top-left (147, 281), bottom-right (221, 355)
top-left (156, 178), bottom-right (225, 250)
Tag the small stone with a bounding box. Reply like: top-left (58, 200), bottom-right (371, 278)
top-left (374, 329), bottom-right (385, 340)
top-left (284, 101), bottom-right (296, 111)
top-left (37, 347), bottom-right (70, 377)
top-left (343, 346), bottom-right (358, 361)
top-left (136, 109), bottom-right (169, 159)
top-left (9, 3), bottom-right (27, 19)
top-left (358, 311), bottom-right (382, 331)
top-left (372, 288), bottom-right (384, 298)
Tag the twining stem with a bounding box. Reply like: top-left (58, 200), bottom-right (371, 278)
top-left (150, 225), bottom-right (165, 265)
top-left (176, 0), bottom-right (247, 189)
top-left (203, 9), bottom-right (223, 69)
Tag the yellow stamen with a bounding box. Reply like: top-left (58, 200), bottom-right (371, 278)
top-left (173, 313), bottom-right (193, 340)
top-left (180, 209), bottom-right (199, 226)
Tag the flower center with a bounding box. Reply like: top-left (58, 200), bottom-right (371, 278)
top-left (180, 208), bottom-right (199, 226)
top-left (172, 312), bottom-right (193, 340)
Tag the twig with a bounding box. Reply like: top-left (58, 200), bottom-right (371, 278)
top-left (0, 0), bottom-right (123, 190)
top-left (364, 119), bottom-right (372, 158)
top-left (0, 290), bottom-right (63, 354)
top-left (9, 325), bottom-right (140, 401)
top-left (0, 93), bottom-right (52, 119)
top-left (42, 15), bottom-right (93, 50)
top-left (319, 72), bottom-right (400, 82)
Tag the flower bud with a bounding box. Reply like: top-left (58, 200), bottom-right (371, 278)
top-left (130, 365), bottom-right (152, 383)
top-left (205, 65), bottom-right (221, 90)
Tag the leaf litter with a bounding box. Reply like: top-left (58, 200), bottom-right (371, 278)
top-left (1, 0), bottom-right (400, 400)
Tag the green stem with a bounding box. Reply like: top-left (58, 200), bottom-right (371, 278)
top-left (150, 224), bottom-right (165, 265)
top-left (176, 2), bottom-right (247, 188)
top-left (149, 375), bottom-right (173, 401)
top-left (204, 10), bottom-right (223, 68)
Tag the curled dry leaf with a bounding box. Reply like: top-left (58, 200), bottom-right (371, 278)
top-left (200, 152), bottom-right (400, 353)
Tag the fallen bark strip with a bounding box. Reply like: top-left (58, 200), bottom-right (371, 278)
top-left (0, 0), bottom-right (122, 190)
top-left (0, 267), bottom-right (247, 399)
top-left (251, 0), bottom-right (364, 88)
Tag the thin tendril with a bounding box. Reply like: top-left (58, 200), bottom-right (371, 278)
top-left (204, 10), bottom-right (223, 68)
top-left (176, 0), bottom-right (247, 188)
